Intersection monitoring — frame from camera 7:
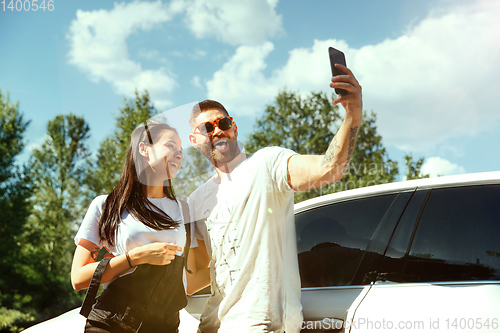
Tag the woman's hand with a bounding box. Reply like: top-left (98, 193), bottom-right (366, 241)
top-left (128, 242), bottom-right (183, 266)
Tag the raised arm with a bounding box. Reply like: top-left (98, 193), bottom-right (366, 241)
top-left (71, 239), bottom-right (182, 291)
top-left (287, 64), bottom-right (363, 191)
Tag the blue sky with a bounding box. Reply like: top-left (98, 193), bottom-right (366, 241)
top-left (1, 0), bottom-right (499, 179)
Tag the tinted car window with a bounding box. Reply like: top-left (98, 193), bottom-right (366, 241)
top-left (377, 190), bottom-right (429, 282)
top-left (350, 191), bottom-right (414, 285)
top-left (295, 194), bottom-right (397, 287)
top-left (403, 185), bottom-right (500, 282)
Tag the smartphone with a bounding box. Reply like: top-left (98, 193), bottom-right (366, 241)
top-left (328, 47), bottom-right (348, 96)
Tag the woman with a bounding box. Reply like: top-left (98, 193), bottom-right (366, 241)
top-left (71, 122), bottom-right (206, 333)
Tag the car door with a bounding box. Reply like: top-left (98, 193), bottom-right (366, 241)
top-left (296, 190), bottom-right (413, 332)
top-left (350, 184), bottom-right (500, 333)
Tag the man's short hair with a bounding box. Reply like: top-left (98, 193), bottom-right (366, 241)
top-left (189, 100), bottom-right (230, 130)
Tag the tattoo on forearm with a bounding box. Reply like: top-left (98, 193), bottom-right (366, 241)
top-left (322, 137), bottom-right (340, 166)
top-left (91, 247), bottom-right (99, 261)
top-left (341, 126), bottom-right (359, 174)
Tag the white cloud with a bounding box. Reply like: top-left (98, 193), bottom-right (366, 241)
top-left (27, 134), bottom-right (50, 153)
top-left (358, 0), bottom-right (500, 150)
top-left (182, 0), bottom-right (284, 45)
top-left (421, 156), bottom-right (466, 177)
top-left (206, 42), bottom-right (278, 114)
top-left (206, 39), bottom-right (345, 115)
top-left (67, 0), bottom-right (283, 109)
top-left (206, 0), bottom-right (500, 151)
top-left (439, 144), bottom-right (466, 158)
top-left (191, 48), bottom-right (207, 59)
top-left (67, 1), bottom-right (181, 109)
top-left (191, 76), bottom-right (203, 89)
top-left (272, 39), bottom-right (349, 97)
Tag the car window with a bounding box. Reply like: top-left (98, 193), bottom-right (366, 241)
top-left (403, 185), bottom-right (500, 282)
top-left (350, 191), bottom-right (414, 285)
top-left (295, 194), bottom-right (397, 287)
top-left (376, 190), bottom-right (429, 282)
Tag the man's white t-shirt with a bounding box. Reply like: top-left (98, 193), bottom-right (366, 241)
top-left (188, 147), bottom-right (303, 333)
top-left (75, 195), bottom-right (195, 286)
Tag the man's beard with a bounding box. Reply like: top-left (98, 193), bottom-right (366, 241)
top-left (200, 135), bottom-right (240, 167)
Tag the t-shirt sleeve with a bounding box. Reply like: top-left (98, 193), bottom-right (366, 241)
top-left (264, 146), bottom-right (298, 193)
top-left (189, 222), bottom-right (198, 248)
top-left (187, 190), bottom-right (206, 242)
top-left (74, 195), bottom-right (107, 247)
top-left (180, 199), bottom-right (199, 248)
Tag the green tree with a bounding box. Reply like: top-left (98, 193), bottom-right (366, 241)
top-left (21, 114), bottom-right (91, 319)
top-left (0, 307), bottom-right (34, 333)
top-left (340, 110), bottom-right (398, 193)
top-left (87, 90), bottom-right (157, 196)
top-left (0, 89), bottom-right (34, 330)
top-left (246, 90), bottom-right (398, 203)
top-left (405, 155), bottom-right (429, 180)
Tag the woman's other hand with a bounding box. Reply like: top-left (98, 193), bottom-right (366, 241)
top-left (128, 242), bottom-right (183, 266)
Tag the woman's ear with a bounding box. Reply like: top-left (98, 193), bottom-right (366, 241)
top-left (139, 142), bottom-right (149, 158)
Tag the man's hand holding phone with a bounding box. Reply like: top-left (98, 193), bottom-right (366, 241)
top-left (328, 47), bottom-right (363, 119)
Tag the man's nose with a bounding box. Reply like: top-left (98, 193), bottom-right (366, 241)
top-left (211, 123), bottom-right (225, 136)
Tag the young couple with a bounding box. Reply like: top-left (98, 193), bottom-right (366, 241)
top-left (72, 64), bottom-right (363, 333)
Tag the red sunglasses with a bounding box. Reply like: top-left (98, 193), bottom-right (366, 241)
top-left (195, 117), bottom-right (234, 135)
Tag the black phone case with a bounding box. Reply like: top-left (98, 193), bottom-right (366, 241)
top-left (329, 47), bottom-right (348, 96)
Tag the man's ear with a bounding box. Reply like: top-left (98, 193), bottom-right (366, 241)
top-left (233, 122), bottom-right (238, 138)
top-left (138, 142), bottom-right (149, 158)
top-left (188, 133), bottom-right (199, 148)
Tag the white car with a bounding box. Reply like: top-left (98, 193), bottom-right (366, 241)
top-left (188, 171), bottom-right (500, 332)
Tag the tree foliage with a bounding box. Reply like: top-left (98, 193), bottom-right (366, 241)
top-left (0, 307), bottom-right (34, 333)
top-left (86, 90), bottom-right (157, 197)
top-left (246, 90), bottom-right (340, 155)
top-left (0, 90), bottom-right (33, 328)
top-left (0, 90), bottom-right (30, 185)
top-left (21, 114), bottom-right (91, 319)
top-left (246, 90), bottom-right (398, 203)
top-left (405, 155), bottom-right (430, 180)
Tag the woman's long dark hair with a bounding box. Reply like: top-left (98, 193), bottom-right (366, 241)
top-left (98, 123), bottom-right (180, 247)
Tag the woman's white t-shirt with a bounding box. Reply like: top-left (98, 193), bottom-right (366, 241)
top-left (75, 195), bottom-right (190, 256)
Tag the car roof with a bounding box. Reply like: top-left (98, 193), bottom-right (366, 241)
top-left (294, 171), bottom-right (500, 213)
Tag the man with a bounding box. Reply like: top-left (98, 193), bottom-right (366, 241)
top-left (187, 64), bottom-right (363, 333)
